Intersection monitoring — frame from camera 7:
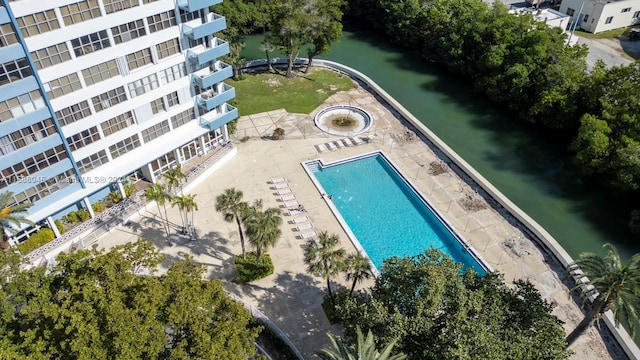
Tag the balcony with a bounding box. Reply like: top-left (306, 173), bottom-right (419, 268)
top-left (197, 83), bottom-right (235, 112)
top-left (187, 38), bottom-right (229, 67)
top-left (182, 13), bottom-right (226, 40)
top-left (199, 104), bottom-right (238, 131)
top-left (192, 62), bottom-right (233, 89)
top-left (177, 0), bottom-right (222, 12)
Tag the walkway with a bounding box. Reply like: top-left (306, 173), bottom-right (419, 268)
top-left (94, 85), bottom-right (622, 359)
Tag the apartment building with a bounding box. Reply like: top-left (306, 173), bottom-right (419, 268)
top-left (560, 0), bottom-right (640, 33)
top-left (0, 0), bottom-right (237, 245)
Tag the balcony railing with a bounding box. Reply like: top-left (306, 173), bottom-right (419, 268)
top-left (192, 62), bottom-right (233, 88)
top-left (199, 104), bottom-right (238, 131)
top-left (187, 38), bottom-right (229, 67)
top-left (177, 0), bottom-right (222, 12)
top-left (197, 83), bottom-right (235, 111)
top-left (182, 13), bottom-right (226, 40)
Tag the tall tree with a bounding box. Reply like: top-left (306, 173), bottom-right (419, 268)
top-left (304, 0), bottom-right (345, 72)
top-left (566, 243), bottom-right (640, 346)
top-left (303, 231), bottom-right (346, 307)
top-left (215, 188), bottom-right (249, 258)
top-left (344, 252), bottom-right (372, 296)
top-left (318, 326), bottom-right (407, 360)
top-left (171, 194), bottom-right (198, 238)
top-left (0, 192), bottom-right (33, 252)
top-left (245, 206), bottom-right (282, 260)
top-left (144, 183), bottom-right (171, 236)
top-left (163, 165), bottom-right (187, 195)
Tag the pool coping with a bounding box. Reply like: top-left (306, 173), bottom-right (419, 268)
top-left (301, 150), bottom-right (493, 277)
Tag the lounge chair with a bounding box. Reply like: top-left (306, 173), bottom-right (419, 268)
top-left (269, 177), bottom-right (286, 184)
top-left (280, 195), bottom-right (296, 202)
top-left (326, 142), bottom-right (337, 151)
top-left (284, 200), bottom-right (299, 208)
top-left (350, 137), bottom-right (363, 145)
top-left (274, 183), bottom-right (289, 189)
top-left (315, 144), bottom-right (327, 153)
top-left (277, 188), bottom-right (292, 195)
top-left (334, 140), bottom-right (344, 149)
top-left (293, 216), bottom-right (308, 224)
top-left (341, 138), bottom-right (353, 147)
top-left (284, 209), bottom-right (303, 216)
top-left (298, 231), bottom-right (317, 239)
top-left (295, 223), bottom-right (313, 231)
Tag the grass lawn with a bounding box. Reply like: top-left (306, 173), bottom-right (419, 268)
top-left (576, 25), bottom-right (640, 40)
top-left (229, 69), bottom-right (356, 116)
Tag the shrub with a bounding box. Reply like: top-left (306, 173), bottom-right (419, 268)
top-left (107, 191), bottom-right (123, 204)
top-left (321, 288), bottom-right (350, 324)
top-left (124, 183), bottom-right (136, 197)
top-left (62, 211), bottom-right (80, 223)
top-left (271, 128), bottom-right (285, 140)
top-left (92, 201), bottom-right (106, 213)
top-left (234, 252), bottom-right (274, 283)
top-left (76, 209), bottom-right (91, 222)
top-left (54, 219), bottom-right (67, 234)
top-left (17, 228), bottom-right (55, 254)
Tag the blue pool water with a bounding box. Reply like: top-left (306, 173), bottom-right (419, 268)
top-left (309, 153), bottom-right (486, 274)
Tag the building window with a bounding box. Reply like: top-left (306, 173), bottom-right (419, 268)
top-left (76, 150), bottom-right (108, 173)
top-left (111, 20), bottom-right (146, 44)
top-left (166, 91), bottom-right (179, 107)
top-left (622, 7), bottom-right (631, 13)
top-left (59, 0), bottom-right (101, 26)
top-left (0, 118), bottom-right (57, 156)
top-left (179, 9), bottom-right (200, 23)
top-left (71, 30), bottom-right (111, 57)
top-left (45, 73), bottom-right (82, 99)
top-left (147, 10), bottom-right (176, 33)
top-left (583, 14), bottom-right (589, 22)
top-left (566, 8), bottom-right (575, 16)
top-left (159, 64), bottom-right (185, 85)
top-left (9, 170), bottom-right (77, 204)
top-left (141, 120), bottom-right (170, 142)
top-left (82, 59), bottom-right (119, 86)
top-left (0, 23), bottom-right (19, 47)
top-left (170, 108), bottom-right (194, 129)
top-left (127, 73), bottom-right (159, 97)
top-left (634, 10), bottom-right (640, 18)
top-left (605, 16), bottom-right (614, 24)
top-left (66, 126), bottom-right (100, 151)
top-left (16, 10), bottom-right (60, 38)
top-left (150, 97), bottom-right (165, 114)
top-left (103, 0), bottom-right (139, 14)
top-left (204, 129), bottom-right (223, 150)
top-left (156, 38), bottom-right (180, 59)
top-left (92, 87), bottom-right (127, 112)
top-left (150, 151), bottom-right (176, 176)
top-left (30, 42), bottom-right (72, 70)
top-left (55, 101), bottom-right (91, 126)
top-left (0, 58), bottom-right (32, 86)
top-left (126, 48), bottom-right (153, 70)
top-left (143, 0), bottom-right (159, 3)
top-left (109, 134), bottom-right (140, 159)
top-left (101, 111), bottom-right (135, 136)
top-left (0, 145), bottom-right (68, 189)
top-left (0, 90), bottom-right (44, 122)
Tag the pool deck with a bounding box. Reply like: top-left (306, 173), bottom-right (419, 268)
top-left (94, 85), bottom-right (622, 359)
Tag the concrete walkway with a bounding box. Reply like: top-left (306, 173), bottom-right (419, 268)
top-left (94, 85), bottom-right (622, 359)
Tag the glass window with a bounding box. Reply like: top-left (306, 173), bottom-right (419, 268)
top-left (66, 126), bottom-right (101, 151)
top-left (76, 150), bottom-right (108, 173)
top-left (0, 145), bottom-right (68, 189)
top-left (71, 30), bottom-right (111, 57)
top-left (31, 42), bottom-right (72, 70)
top-left (16, 10), bottom-right (60, 38)
top-left (109, 134), bottom-right (140, 159)
top-left (0, 23), bottom-right (19, 47)
top-left (622, 7), bottom-right (631, 13)
top-left (126, 48), bottom-right (153, 70)
top-left (82, 59), bottom-right (119, 86)
top-left (156, 38), bottom-right (180, 59)
top-left (158, 63), bottom-right (185, 85)
top-left (605, 16), bottom-right (614, 24)
top-left (0, 118), bottom-right (57, 156)
top-left (0, 58), bottom-right (32, 86)
top-left (103, 0), bottom-right (139, 14)
top-left (127, 73), bottom-right (159, 97)
top-left (141, 120), bottom-right (170, 142)
top-left (170, 108), bottom-right (194, 129)
top-left (92, 87), bottom-right (127, 112)
top-left (0, 90), bottom-right (44, 122)
top-left (150, 97), bottom-right (165, 114)
top-left (56, 101), bottom-right (91, 126)
top-left (147, 10), bottom-right (176, 33)
top-left (45, 72), bottom-right (82, 99)
top-left (111, 20), bottom-right (146, 44)
top-left (634, 10), bottom-right (640, 18)
top-left (166, 91), bottom-right (179, 108)
top-left (59, 0), bottom-right (101, 26)
top-left (101, 111), bottom-right (135, 136)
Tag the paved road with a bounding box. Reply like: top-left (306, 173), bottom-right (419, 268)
top-left (574, 36), bottom-right (634, 70)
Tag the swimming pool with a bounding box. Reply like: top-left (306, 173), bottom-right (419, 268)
top-left (305, 151), bottom-right (487, 274)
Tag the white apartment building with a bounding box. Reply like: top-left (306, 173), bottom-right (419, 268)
top-left (560, 0), bottom-right (640, 33)
top-left (0, 0), bottom-right (237, 246)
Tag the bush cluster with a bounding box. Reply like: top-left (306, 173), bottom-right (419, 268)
top-left (234, 252), bottom-right (274, 283)
top-left (62, 209), bottom-right (91, 223)
top-left (17, 228), bottom-right (55, 254)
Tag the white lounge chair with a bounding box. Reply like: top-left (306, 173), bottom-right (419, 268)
top-left (350, 137), bottom-right (363, 145)
top-left (293, 216), bottom-right (308, 224)
top-left (334, 140), bottom-right (344, 149)
top-left (284, 200), bottom-right (299, 208)
top-left (284, 209), bottom-right (303, 216)
top-left (341, 138), bottom-right (353, 147)
top-left (315, 144), bottom-right (327, 153)
top-left (326, 142), bottom-right (337, 151)
top-left (277, 188), bottom-right (292, 195)
top-left (280, 195), bottom-right (296, 202)
top-left (269, 177), bottom-right (286, 184)
top-left (295, 223), bottom-right (313, 231)
top-left (274, 183), bottom-right (289, 189)
top-left (299, 231), bottom-right (317, 239)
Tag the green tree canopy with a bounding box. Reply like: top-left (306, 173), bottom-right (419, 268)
top-left (337, 249), bottom-right (570, 359)
top-left (0, 239), bottom-right (259, 359)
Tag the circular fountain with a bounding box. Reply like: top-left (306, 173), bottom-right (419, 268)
top-left (314, 105), bottom-right (372, 136)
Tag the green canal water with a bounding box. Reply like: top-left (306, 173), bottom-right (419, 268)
top-left (241, 30), bottom-right (638, 260)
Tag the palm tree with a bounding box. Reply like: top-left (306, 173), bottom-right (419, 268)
top-left (565, 243), bottom-right (640, 346)
top-left (144, 184), bottom-right (171, 235)
top-left (317, 326), bottom-right (407, 360)
top-left (215, 188), bottom-right (249, 258)
top-left (163, 165), bottom-right (186, 195)
top-left (245, 207), bottom-right (282, 260)
top-left (303, 231), bottom-right (346, 307)
top-left (171, 194), bottom-right (198, 237)
top-left (0, 192), bottom-right (34, 252)
top-left (345, 253), bottom-right (373, 296)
